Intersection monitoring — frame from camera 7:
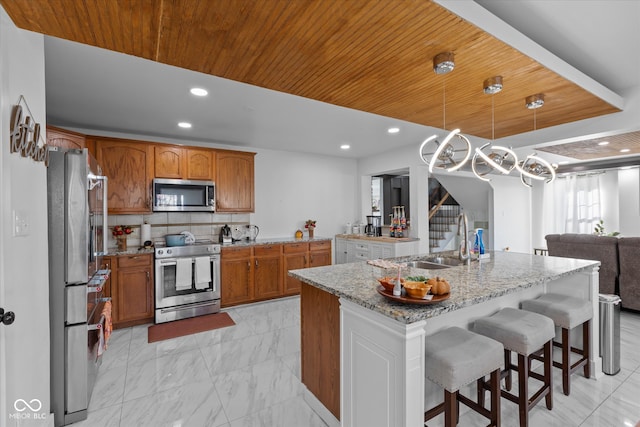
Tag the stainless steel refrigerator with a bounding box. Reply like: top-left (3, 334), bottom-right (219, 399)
top-left (47, 148), bottom-right (110, 426)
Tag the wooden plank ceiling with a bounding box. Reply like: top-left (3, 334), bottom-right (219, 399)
top-left (1, 0), bottom-right (621, 141)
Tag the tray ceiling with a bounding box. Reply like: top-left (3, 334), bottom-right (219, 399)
top-left (0, 0), bottom-right (621, 142)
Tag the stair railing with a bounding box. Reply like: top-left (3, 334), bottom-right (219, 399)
top-left (429, 192), bottom-right (451, 220)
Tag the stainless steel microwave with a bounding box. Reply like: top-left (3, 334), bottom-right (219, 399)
top-left (152, 178), bottom-right (215, 212)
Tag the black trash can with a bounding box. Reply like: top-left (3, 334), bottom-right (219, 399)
top-left (599, 294), bottom-right (621, 375)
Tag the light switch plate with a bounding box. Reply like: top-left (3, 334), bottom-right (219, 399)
top-left (13, 210), bottom-right (29, 236)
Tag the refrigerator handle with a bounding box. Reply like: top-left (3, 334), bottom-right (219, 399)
top-left (96, 175), bottom-right (108, 255)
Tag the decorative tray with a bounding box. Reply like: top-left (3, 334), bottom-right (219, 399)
top-left (376, 286), bottom-right (450, 305)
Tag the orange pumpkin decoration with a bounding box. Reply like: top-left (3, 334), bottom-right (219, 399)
top-left (428, 276), bottom-right (450, 295)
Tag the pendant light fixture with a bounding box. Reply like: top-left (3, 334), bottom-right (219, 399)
top-left (419, 52), bottom-right (471, 173)
top-left (517, 93), bottom-right (556, 187)
top-left (433, 52), bottom-right (455, 75)
top-left (472, 76), bottom-right (518, 181)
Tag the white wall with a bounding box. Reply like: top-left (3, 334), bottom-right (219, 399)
top-left (252, 148), bottom-right (357, 238)
top-left (490, 174), bottom-right (532, 253)
top-left (618, 168), bottom-right (640, 236)
top-left (0, 6), bottom-right (51, 425)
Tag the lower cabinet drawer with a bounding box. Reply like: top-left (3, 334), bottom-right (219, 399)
top-left (117, 254), bottom-right (151, 268)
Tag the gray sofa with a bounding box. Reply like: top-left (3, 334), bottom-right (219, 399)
top-left (617, 238), bottom-right (640, 312)
top-left (545, 234), bottom-right (640, 311)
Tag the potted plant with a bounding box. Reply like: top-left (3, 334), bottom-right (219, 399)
top-left (594, 220), bottom-right (620, 237)
top-left (112, 225), bottom-right (134, 251)
top-left (305, 219), bottom-right (316, 238)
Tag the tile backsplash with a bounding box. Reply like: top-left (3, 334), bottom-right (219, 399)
top-left (107, 212), bottom-right (250, 249)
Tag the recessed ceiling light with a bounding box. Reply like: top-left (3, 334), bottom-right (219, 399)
top-left (178, 122), bottom-right (192, 128)
top-left (598, 141), bottom-right (609, 146)
top-left (620, 148), bottom-right (630, 153)
top-left (387, 127), bottom-right (400, 134)
top-left (340, 144), bottom-right (351, 150)
top-left (190, 87), bottom-right (208, 96)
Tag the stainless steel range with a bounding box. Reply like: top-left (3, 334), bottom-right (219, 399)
top-left (154, 242), bottom-right (221, 323)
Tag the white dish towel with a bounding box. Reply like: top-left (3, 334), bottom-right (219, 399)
top-left (175, 258), bottom-right (192, 291)
top-left (194, 257), bottom-right (211, 290)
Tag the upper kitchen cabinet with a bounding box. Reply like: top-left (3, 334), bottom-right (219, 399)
top-left (154, 145), bottom-right (216, 181)
top-left (216, 150), bottom-right (255, 212)
top-left (186, 148), bottom-right (216, 181)
top-left (46, 125), bottom-right (87, 150)
top-left (154, 145), bottom-right (184, 179)
top-left (92, 137), bottom-right (153, 214)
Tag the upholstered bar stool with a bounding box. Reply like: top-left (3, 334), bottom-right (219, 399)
top-left (424, 326), bottom-right (503, 427)
top-left (521, 293), bottom-right (592, 395)
top-left (474, 308), bottom-right (555, 427)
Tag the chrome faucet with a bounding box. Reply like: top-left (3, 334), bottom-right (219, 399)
top-left (457, 213), bottom-right (470, 264)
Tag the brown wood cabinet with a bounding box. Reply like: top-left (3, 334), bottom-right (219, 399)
top-left (93, 137), bottom-right (153, 214)
top-left (46, 125), bottom-right (86, 150)
top-left (110, 253), bottom-right (154, 328)
top-left (301, 283), bottom-right (341, 420)
top-left (253, 244), bottom-right (283, 300)
top-left (221, 244), bottom-right (284, 307)
top-left (216, 150), bottom-right (255, 212)
top-left (154, 145), bottom-right (184, 179)
top-left (154, 145), bottom-right (216, 181)
top-left (283, 242), bottom-right (309, 295)
top-left (221, 246), bottom-right (253, 306)
top-left (50, 129), bottom-right (254, 213)
top-left (186, 148), bottom-right (215, 181)
top-left (310, 240), bottom-right (332, 268)
top-left (283, 240), bottom-right (332, 295)
top-left (221, 241), bottom-right (330, 307)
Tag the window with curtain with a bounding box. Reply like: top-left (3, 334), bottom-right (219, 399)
top-left (542, 172), bottom-right (603, 235)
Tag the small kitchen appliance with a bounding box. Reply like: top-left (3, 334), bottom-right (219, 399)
top-left (246, 224), bottom-right (259, 240)
top-left (365, 215), bottom-right (382, 237)
top-left (219, 224), bottom-right (232, 243)
top-left (152, 178), bottom-right (215, 212)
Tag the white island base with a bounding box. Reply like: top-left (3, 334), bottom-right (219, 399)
top-left (339, 269), bottom-right (601, 427)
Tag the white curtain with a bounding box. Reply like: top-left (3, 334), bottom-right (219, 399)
top-left (541, 172), bottom-right (603, 235)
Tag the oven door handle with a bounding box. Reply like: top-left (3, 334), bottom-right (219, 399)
top-left (159, 256), bottom-right (219, 266)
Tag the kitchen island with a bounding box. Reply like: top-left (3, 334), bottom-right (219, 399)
top-left (289, 251), bottom-right (601, 427)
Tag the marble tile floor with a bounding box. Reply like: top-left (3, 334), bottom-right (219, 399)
top-left (79, 297), bottom-right (640, 427)
top-left (79, 296), bottom-right (327, 427)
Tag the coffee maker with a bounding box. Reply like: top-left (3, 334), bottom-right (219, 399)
top-left (365, 215), bottom-right (382, 237)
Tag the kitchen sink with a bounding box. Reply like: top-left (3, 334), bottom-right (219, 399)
top-left (405, 257), bottom-right (466, 269)
top-left (405, 261), bottom-right (451, 269)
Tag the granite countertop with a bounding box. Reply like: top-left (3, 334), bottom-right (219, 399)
top-left (220, 236), bottom-right (332, 248)
top-left (106, 236), bottom-right (332, 255)
top-left (335, 234), bottom-right (419, 243)
top-left (106, 247), bottom-right (155, 256)
top-left (289, 251), bottom-right (600, 324)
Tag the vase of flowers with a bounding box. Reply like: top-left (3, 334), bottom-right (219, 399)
top-left (305, 219), bottom-right (316, 238)
top-left (112, 225), bottom-right (134, 251)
